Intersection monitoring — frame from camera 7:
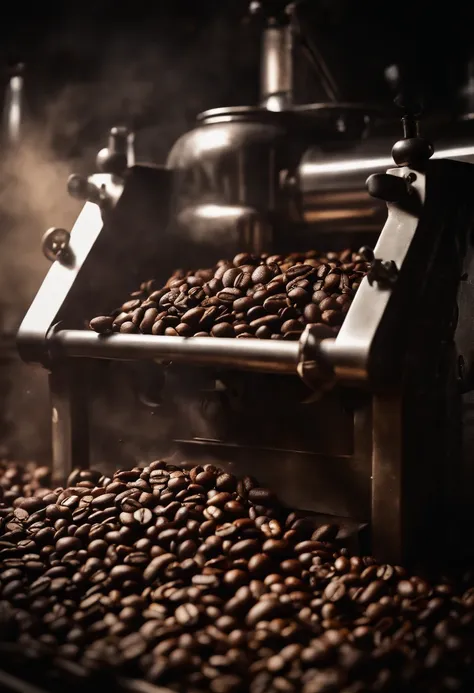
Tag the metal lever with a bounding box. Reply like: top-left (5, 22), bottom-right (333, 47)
top-left (366, 173), bottom-right (411, 204)
top-left (366, 169), bottom-right (421, 216)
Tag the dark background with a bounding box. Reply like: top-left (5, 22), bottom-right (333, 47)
top-left (1, 0), bottom-right (474, 161)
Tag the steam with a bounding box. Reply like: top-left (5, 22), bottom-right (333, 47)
top-left (0, 137), bottom-right (81, 333)
top-left (0, 9), bottom-right (249, 464)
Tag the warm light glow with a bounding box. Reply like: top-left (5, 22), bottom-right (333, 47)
top-left (305, 208), bottom-right (376, 222)
top-left (302, 156), bottom-right (395, 176)
top-left (196, 204), bottom-right (247, 219)
top-left (305, 191), bottom-right (369, 204)
top-left (194, 128), bottom-right (230, 155)
top-left (265, 95), bottom-right (284, 112)
top-left (301, 145), bottom-right (474, 178)
top-left (5, 76), bottom-right (23, 142)
top-left (10, 76), bottom-right (22, 92)
top-left (433, 146), bottom-right (474, 159)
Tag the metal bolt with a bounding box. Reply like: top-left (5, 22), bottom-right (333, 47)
top-left (358, 246), bottom-right (374, 263)
top-left (41, 228), bottom-right (71, 263)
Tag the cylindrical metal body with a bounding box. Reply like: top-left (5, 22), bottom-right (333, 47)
top-left (51, 330), bottom-right (301, 374)
top-left (166, 105), bottom-right (373, 254)
top-left (299, 140), bottom-right (474, 232)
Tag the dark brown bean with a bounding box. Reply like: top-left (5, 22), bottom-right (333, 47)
top-left (175, 602), bottom-right (201, 626)
top-left (90, 316), bottom-right (114, 334)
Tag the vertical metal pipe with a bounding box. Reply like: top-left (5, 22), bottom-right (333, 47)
top-left (50, 362), bottom-right (90, 485)
top-left (261, 23), bottom-right (293, 110)
top-left (3, 66), bottom-right (24, 145)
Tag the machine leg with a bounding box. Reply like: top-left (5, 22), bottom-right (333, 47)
top-left (49, 360), bottom-right (90, 485)
top-left (371, 394), bottom-right (403, 564)
top-left (352, 398), bottom-right (373, 553)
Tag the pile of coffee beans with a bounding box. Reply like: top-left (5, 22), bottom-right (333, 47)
top-left (89, 250), bottom-right (370, 339)
top-left (0, 460), bottom-right (52, 513)
top-left (1, 460), bottom-right (474, 693)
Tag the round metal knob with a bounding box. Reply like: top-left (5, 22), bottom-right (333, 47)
top-left (391, 137), bottom-right (434, 171)
top-left (41, 228), bottom-right (70, 263)
top-left (96, 125), bottom-right (133, 175)
top-left (96, 147), bottom-right (127, 175)
top-left (67, 174), bottom-right (89, 200)
top-left (358, 246), bottom-right (374, 263)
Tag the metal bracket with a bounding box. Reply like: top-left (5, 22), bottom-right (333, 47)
top-left (367, 259), bottom-right (399, 287)
top-left (297, 325), bottom-right (336, 398)
top-left (359, 246), bottom-right (399, 288)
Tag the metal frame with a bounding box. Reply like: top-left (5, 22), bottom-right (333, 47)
top-left (17, 155), bottom-right (474, 564)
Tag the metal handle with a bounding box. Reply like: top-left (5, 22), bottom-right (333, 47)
top-left (48, 325), bottom-right (337, 390)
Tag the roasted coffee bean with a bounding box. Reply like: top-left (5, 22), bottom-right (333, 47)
top-left (248, 488), bottom-right (276, 505)
top-left (262, 539), bottom-right (289, 557)
top-left (90, 251), bottom-right (366, 341)
top-left (229, 539), bottom-right (260, 558)
top-left (133, 507), bottom-right (153, 525)
top-left (324, 581), bottom-right (347, 602)
top-left (89, 316), bottom-right (114, 334)
top-left (312, 524), bottom-right (339, 542)
top-left (248, 553), bottom-right (273, 575)
top-left (152, 319), bottom-right (166, 335)
top-left (281, 320), bottom-right (304, 334)
top-left (175, 602), bottom-right (201, 626)
top-left (252, 265), bottom-right (275, 285)
top-left (222, 268), bottom-right (243, 288)
top-left (322, 309), bottom-right (343, 326)
top-left (303, 303), bottom-right (322, 323)
top-left (211, 323), bottom-right (235, 338)
top-left (217, 288), bottom-right (242, 305)
top-left (263, 294), bottom-right (288, 314)
top-left (56, 536), bottom-right (81, 553)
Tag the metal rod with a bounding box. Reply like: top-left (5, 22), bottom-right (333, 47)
top-left (51, 330), bottom-right (300, 374)
top-left (2, 68), bottom-right (23, 145)
top-left (300, 143), bottom-right (474, 183)
top-left (261, 24), bottom-right (293, 110)
top-left (50, 361), bottom-right (90, 484)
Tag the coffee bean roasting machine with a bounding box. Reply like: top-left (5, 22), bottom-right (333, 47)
top-left (15, 0), bottom-right (474, 569)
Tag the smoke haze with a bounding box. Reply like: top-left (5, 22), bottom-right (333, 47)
top-left (0, 7), bottom-right (256, 462)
